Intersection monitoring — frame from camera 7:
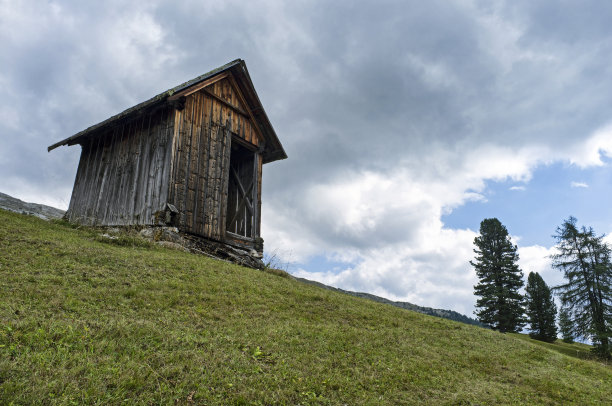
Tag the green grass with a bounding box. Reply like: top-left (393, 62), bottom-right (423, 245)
top-left (510, 333), bottom-right (599, 363)
top-left (0, 209), bottom-right (610, 405)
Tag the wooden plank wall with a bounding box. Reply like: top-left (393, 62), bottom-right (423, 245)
top-left (66, 107), bottom-right (174, 226)
top-left (168, 79), bottom-right (262, 242)
top-left (205, 78), bottom-right (262, 147)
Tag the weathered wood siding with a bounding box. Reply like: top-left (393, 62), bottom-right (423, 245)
top-left (66, 107), bottom-right (174, 226)
top-left (66, 75), bottom-right (265, 248)
top-left (256, 151), bottom-right (263, 237)
top-left (168, 79), bottom-right (263, 242)
top-left (198, 77), bottom-right (263, 147)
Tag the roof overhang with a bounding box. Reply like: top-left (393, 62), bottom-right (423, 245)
top-left (48, 59), bottom-right (287, 164)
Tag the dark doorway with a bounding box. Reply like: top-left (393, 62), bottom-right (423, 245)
top-left (226, 140), bottom-right (256, 239)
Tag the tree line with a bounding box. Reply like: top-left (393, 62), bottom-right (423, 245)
top-left (471, 217), bottom-right (612, 359)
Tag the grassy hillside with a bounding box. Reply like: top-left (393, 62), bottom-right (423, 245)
top-left (0, 209), bottom-right (610, 405)
top-left (295, 278), bottom-right (484, 327)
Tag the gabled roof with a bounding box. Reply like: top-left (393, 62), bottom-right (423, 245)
top-left (48, 59), bottom-right (287, 163)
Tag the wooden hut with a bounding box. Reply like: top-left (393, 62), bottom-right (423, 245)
top-left (48, 59), bottom-right (286, 254)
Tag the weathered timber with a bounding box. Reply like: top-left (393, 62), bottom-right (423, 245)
top-left (256, 151), bottom-right (263, 236)
top-left (114, 119), bottom-right (131, 225)
top-left (102, 123), bottom-right (123, 224)
top-left (49, 59), bottom-right (286, 254)
top-left (201, 100), bottom-right (214, 236)
top-left (202, 88), bottom-right (249, 118)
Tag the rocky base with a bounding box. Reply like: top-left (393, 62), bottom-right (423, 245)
top-left (0, 191), bottom-right (264, 270)
top-left (105, 226), bottom-right (265, 270)
top-left (181, 233), bottom-right (265, 270)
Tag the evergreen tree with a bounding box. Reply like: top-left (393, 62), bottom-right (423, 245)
top-left (471, 218), bottom-right (525, 333)
top-left (558, 306), bottom-right (574, 344)
top-left (552, 217), bottom-right (612, 359)
top-left (525, 272), bottom-right (557, 342)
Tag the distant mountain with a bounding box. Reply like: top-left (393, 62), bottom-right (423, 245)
top-left (0, 192), bottom-right (65, 221)
top-left (294, 277), bottom-right (485, 327)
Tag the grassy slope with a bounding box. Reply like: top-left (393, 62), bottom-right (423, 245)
top-left (0, 210), bottom-right (610, 405)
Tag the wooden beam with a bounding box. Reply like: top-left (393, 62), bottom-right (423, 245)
top-left (226, 73), bottom-right (265, 145)
top-left (167, 72), bottom-right (229, 101)
top-left (231, 134), bottom-right (258, 152)
top-left (230, 167), bottom-right (254, 212)
top-left (202, 88), bottom-right (250, 118)
top-left (227, 179), bottom-right (254, 228)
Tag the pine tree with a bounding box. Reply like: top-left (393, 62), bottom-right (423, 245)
top-left (552, 217), bottom-right (612, 359)
top-left (558, 306), bottom-right (574, 344)
top-left (525, 272), bottom-right (557, 342)
top-left (471, 218), bottom-right (525, 333)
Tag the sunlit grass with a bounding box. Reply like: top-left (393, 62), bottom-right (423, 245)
top-left (1, 209), bottom-right (610, 405)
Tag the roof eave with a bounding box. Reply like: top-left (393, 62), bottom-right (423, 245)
top-left (48, 59), bottom-right (287, 164)
top-left (228, 62), bottom-right (287, 164)
top-left (47, 94), bottom-right (170, 152)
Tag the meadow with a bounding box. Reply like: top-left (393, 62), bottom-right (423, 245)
top-left (1, 209), bottom-right (610, 405)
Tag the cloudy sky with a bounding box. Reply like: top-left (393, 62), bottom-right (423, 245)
top-left (2, 0), bottom-right (612, 316)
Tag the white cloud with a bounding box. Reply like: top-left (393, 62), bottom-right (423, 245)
top-left (567, 125), bottom-right (612, 167)
top-left (292, 227), bottom-right (478, 316)
top-left (570, 181), bottom-right (589, 188)
top-left (264, 143), bottom-right (543, 313)
top-left (265, 124), bottom-right (612, 315)
top-left (264, 143), bottom-right (534, 262)
top-left (517, 245), bottom-right (563, 287)
top-left (509, 185), bottom-right (526, 191)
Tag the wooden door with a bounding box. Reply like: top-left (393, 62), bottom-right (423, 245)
top-left (226, 141), bottom-right (258, 239)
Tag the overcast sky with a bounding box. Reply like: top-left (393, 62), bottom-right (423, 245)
top-left (2, 0), bottom-right (612, 316)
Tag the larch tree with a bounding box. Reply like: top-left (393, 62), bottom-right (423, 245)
top-left (552, 217), bottom-right (612, 359)
top-left (525, 272), bottom-right (557, 342)
top-left (471, 218), bottom-right (525, 333)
